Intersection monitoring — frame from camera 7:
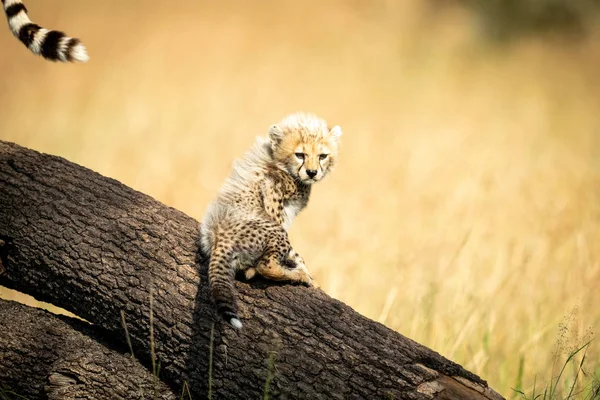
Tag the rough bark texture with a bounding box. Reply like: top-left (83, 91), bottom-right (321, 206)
top-left (0, 140), bottom-right (505, 400)
top-left (0, 299), bottom-right (176, 399)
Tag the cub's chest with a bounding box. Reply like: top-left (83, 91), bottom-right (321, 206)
top-left (282, 198), bottom-right (306, 231)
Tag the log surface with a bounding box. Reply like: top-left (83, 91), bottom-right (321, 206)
top-left (0, 140), bottom-right (504, 399)
top-left (0, 299), bottom-right (176, 399)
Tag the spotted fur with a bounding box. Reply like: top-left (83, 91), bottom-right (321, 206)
top-left (2, 0), bottom-right (88, 62)
top-left (200, 112), bottom-right (343, 329)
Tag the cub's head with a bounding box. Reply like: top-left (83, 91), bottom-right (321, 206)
top-left (268, 112), bottom-right (342, 185)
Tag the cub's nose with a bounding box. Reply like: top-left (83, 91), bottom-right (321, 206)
top-left (306, 169), bottom-right (317, 178)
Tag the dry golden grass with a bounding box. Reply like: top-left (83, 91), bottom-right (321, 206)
top-left (1, 0), bottom-right (599, 395)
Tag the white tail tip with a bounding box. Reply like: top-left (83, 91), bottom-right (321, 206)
top-left (71, 43), bottom-right (89, 62)
top-left (229, 318), bottom-right (243, 330)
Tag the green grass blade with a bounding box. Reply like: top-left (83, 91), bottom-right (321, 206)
top-left (512, 356), bottom-right (525, 398)
top-left (566, 351), bottom-right (586, 399)
top-left (120, 310), bottom-right (145, 398)
top-left (208, 322), bottom-right (215, 400)
top-left (180, 380), bottom-right (192, 400)
top-left (551, 340), bottom-right (593, 399)
top-left (149, 287), bottom-right (158, 400)
top-left (263, 351), bottom-right (277, 400)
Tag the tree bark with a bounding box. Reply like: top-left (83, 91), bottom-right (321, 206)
top-left (0, 140), bottom-right (504, 400)
top-left (0, 299), bottom-right (176, 399)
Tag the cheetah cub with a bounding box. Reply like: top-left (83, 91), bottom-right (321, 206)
top-left (200, 112), bottom-right (342, 329)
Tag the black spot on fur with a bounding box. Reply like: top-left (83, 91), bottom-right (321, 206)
top-left (218, 307), bottom-right (240, 327)
top-left (65, 38), bottom-right (80, 62)
top-left (221, 310), bottom-right (238, 320)
top-left (282, 256), bottom-right (297, 269)
top-left (18, 23), bottom-right (41, 48)
top-left (5, 3), bottom-right (27, 18)
top-left (41, 30), bottom-right (65, 61)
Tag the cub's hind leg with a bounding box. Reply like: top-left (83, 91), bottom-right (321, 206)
top-left (255, 252), bottom-right (312, 286)
top-left (253, 226), bottom-right (313, 286)
top-left (243, 248), bottom-right (307, 282)
top-left (286, 247), bottom-right (319, 288)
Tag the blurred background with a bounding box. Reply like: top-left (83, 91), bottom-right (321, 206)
top-left (1, 0), bottom-right (599, 396)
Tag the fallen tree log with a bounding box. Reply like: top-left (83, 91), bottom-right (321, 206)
top-left (0, 299), bottom-right (176, 399)
top-left (0, 140), bottom-right (504, 399)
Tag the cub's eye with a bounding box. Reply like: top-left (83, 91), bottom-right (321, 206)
top-left (295, 153), bottom-right (305, 160)
top-left (319, 154), bottom-right (329, 161)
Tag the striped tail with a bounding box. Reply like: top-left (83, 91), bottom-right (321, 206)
top-left (2, 0), bottom-right (89, 62)
top-left (208, 246), bottom-right (243, 329)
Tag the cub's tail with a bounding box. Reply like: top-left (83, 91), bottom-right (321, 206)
top-left (2, 0), bottom-right (89, 62)
top-left (208, 245), bottom-right (242, 329)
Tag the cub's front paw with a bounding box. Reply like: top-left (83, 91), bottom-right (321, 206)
top-left (285, 249), bottom-right (313, 286)
top-left (295, 264), bottom-right (313, 287)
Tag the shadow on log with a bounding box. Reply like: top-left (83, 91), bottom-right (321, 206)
top-left (0, 140), bottom-right (504, 399)
top-left (0, 299), bottom-right (176, 399)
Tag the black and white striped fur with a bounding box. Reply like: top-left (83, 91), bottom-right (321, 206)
top-left (2, 0), bottom-right (88, 62)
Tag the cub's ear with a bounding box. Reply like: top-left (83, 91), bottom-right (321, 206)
top-left (329, 125), bottom-right (343, 141)
top-left (268, 124), bottom-right (283, 144)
